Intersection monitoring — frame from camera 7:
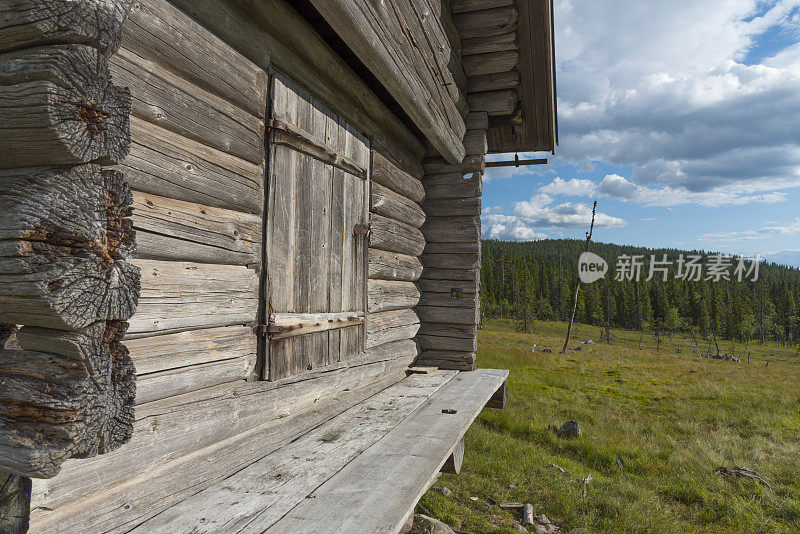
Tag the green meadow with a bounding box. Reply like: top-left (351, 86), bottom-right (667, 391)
top-left (419, 320), bottom-right (800, 533)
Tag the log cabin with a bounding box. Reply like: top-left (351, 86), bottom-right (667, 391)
top-left (0, 0), bottom-right (556, 532)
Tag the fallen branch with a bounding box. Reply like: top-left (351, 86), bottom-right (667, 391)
top-left (715, 467), bottom-right (771, 487)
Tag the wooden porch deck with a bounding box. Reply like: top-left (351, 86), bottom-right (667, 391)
top-left (126, 368), bottom-right (508, 534)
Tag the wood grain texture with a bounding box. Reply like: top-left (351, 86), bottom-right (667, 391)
top-left (136, 357), bottom-right (253, 405)
top-left (29, 347), bottom-right (417, 532)
top-left (370, 214), bottom-right (426, 257)
top-left (368, 280), bottom-right (420, 313)
top-left (366, 309), bottom-right (420, 349)
top-left (441, 437), bottom-right (464, 474)
top-left (127, 260), bottom-right (258, 336)
top-left (0, 321), bottom-right (135, 478)
top-left (463, 49), bottom-right (520, 77)
top-left (450, 0), bottom-right (513, 13)
top-left (422, 216), bottom-right (481, 243)
top-left (265, 369), bottom-right (508, 533)
top-left (370, 182), bottom-right (426, 229)
top-left (417, 334), bottom-right (477, 352)
top-left (467, 70), bottom-right (520, 93)
top-left (422, 252), bottom-right (481, 270)
top-left (423, 171), bottom-right (483, 199)
top-left (126, 371), bottom-right (459, 534)
top-left (466, 89), bottom-right (518, 115)
top-left (372, 150), bottom-right (425, 202)
top-left (461, 31), bottom-right (517, 55)
top-left (416, 350), bottom-right (476, 371)
top-left (0, 472), bottom-right (30, 534)
top-left (416, 305), bottom-right (478, 325)
top-left (118, 117), bottom-right (264, 214)
top-left (0, 166), bottom-right (139, 330)
top-left (453, 6), bottom-right (517, 39)
top-left (109, 47), bottom-right (264, 164)
top-left (368, 248), bottom-right (424, 282)
top-left (0, 45), bottom-right (131, 168)
top-left (0, 0), bottom-right (133, 54)
top-left (132, 191), bottom-right (261, 265)
top-left (121, 0), bottom-right (267, 117)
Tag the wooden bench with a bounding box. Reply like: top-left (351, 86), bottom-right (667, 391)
top-left (128, 368), bottom-right (508, 533)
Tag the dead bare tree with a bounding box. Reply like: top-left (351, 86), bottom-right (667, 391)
top-left (561, 200), bottom-right (597, 354)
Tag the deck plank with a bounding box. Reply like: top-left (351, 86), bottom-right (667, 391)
top-left (267, 369), bottom-right (508, 534)
top-left (129, 370), bottom-right (459, 533)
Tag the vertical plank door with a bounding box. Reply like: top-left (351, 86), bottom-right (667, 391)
top-left (264, 73), bottom-right (370, 380)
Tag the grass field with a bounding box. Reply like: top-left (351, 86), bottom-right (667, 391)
top-left (418, 320), bottom-right (800, 533)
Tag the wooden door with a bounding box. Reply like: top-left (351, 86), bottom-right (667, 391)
top-left (263, 73), bottom-right (370, 380)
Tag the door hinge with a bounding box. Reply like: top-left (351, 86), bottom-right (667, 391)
top-left (257, 323), bottom-right (285, 336)
top-left (354, 223), bottom-right (370, 236)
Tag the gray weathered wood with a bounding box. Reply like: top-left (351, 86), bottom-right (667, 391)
top-left (370, 214), bottom-right (426, 257)
top-left (450, 0), bottom-right (513, 13)
top-left (422, 252), bottom-right (481, 270)
top-left (270, 119), bottom-right (368, 179)
top-left (118, 117), bottom-right (264, 214)
top-left (0, 321), bottom-right (135, 478)
top-left (0, 45), bottom-right (131, 168)
top-left (367, 309), bottom-right (421, 349)
top-left (466, 90), bottom-right (518, 115)
top-left (423, 197), bottom-right (482, 217)
top-left (372, 151), bottom-right (425, 203)
top-left (109, 47), bottom-right (264, 164)
top-left (265, 369), bottom-right (508, 533)
top-left (0, 166), bottom-right (139, 330)
top-left (416, 350), bottom-right (476, 371)
top-left (486, 379), bottom-right (508, 409)
top-left (417, 334), bottom-right (477, 352)
top-left (465, 111), bottom-right (490, 130)
top-left (270, 312), bottom-right (365, 340)
top-left (418, 279), bottom-right (478, 294)
top-left (423, 156), bottom-right (484, 175)
top-left (424, 172), bottom-right (483, 199)
top-left (132, 191), bottom-right (261, 265)
top-left (371, 182), bottom-right (426, 229)
top-left (461, 31), bottom-right (517, 55)
top-left (126, 371), bottom-right (459, 533)
top-left (418, 291), bottom-right (477, 309)
top-left (308, 0), bottom-right (466, 164)
top-left (420, 267), bottom-right (480, 282)
top-left (424, 242), bottom-right (481, 255)
top-left (463, 49), bottom-right (520, 77)
top-left (416, 305), bottom-right (478, 325)
top-left (417, 322), bottom-right (477, 339)
top-left (467, 70), bottom-right (520, 93)
top-left (440, 437), bottom-right (464, 474)
top-left (29, 347), bottom-right (417, 531)
top-left (453, 6), bottom-right (517, 39)
top-left (121, 0), bottom-right (267, 117)
top-left (0, 472), bottom-right (30, 534)
top-left (368, 280), bottom-right (421, 313)
top-left (463, 128), bottom-right (489, 155)
top-left (126, 260), bottom-right (258, 336)
top-left (422, 216), bottom-right (481, 243)
top-left (136, 357), bottom-right (253, 405)
top-left (369, 249), bottom-right (424, 282)
top-left (0, 0), bottom-right (133, 55)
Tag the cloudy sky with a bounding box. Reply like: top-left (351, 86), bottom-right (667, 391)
top-left (481, 0), bottom-right (800, 266)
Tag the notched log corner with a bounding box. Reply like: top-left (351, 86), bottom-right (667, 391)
top-left (0, 0), bottom-right (135, 56)
top-left (0, 165), bottom-right (140, 330)
top-left (0, 44), bottom-right (132, 168)
top-left (0, 321), bottom-right (136, 479)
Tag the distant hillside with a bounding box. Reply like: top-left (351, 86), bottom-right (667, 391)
top-left (480, 239), bottom-right (800, 344)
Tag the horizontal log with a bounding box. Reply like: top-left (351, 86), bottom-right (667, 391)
top-left (122, 0), bottom-right (267, 117)
top-left (370, 214), bottom-right (425, 257)
top-left (467, 90), bottom-right (518, 116)
top-left (461, 32), bottom-right (517, 56)
top-left (424, 242), bottom-right (481, 255)
top-left (118, 117), bottom-right (264, 214)
top-left (423, 156), bottom-right (485, 175)
top-left (418, 292), bottom-right (477, 309)
top-left (372, 151), bottom-right (425, 203)
top-left (420, 268), bottom-right (480, 282)
top-left (127, 260), bottom-right (258, 336)
top-left (463, 128), bottom-right (488, 156)
top-left (137, 357), bottom-right (253, 405)
top-left (132, 191), bottom-right (262, 265)
top-left (417, 322), bottom-right (477, 339)
top-left (422, 216), bottom-right (481, 243)
top-left (0, 166), bottom-right (139, 330)
top-left (423, 172), bottom-right (483, 199)
top-left (370, 182), bottom-right (426, 229)
top-left (467, 70), bottom-right (520, 93)
top-left (416, 334), bottom-right (477, 352)
top-left (416, 305), bottom-right (478, 325)
top-left (453, 6), bottom-right (518, 39)
top-left (0, 0), bottom-right (133, 55)
top-left (368, 280), bottom-right (421, 313)
top-left (368, 249), bottom-right (423, 282)
top-left (418, 279), bottom-right (479, 294)
top-left (0, 45), bottom-right (130, 168)
top-left (465, 111), bottom-right (489, 130)
top-left (366, 309), bottom-right (420, 349)
top-left (126, 326), bottom-right (256, 376)
top-left (269, 312), bottom-right (365, 340)
top-left (450, 0), bottom-right (513, 13)
top-left (109, 47), bottom-right (264, 164)
top-left (423, 197), bottom-right (482, 217)
top-left (29, 346), bottom-right (416, 527)
top-left (463, 50), bottom-right (520, 77)
top-left (0, 321), bottom-right (134, 478)
top-left (422, 252), bottom-right (481, 270)
top-left (416, 350), bottom-right (476, 371)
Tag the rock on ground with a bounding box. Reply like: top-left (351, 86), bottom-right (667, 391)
top-left (409, 514), bottom-right (456, 534)
top-left (557, 421), bottom-right (581, 439)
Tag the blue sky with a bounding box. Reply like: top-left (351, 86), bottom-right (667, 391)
top-left (481, 0), bottom-right (800, 267)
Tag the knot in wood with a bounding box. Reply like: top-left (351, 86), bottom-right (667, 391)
top-left (73, 101), bottom-right (109, 137)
